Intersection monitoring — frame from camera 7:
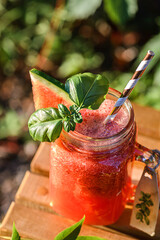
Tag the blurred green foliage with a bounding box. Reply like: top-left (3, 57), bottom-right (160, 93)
top-left (0, 0), bottom-right (54, 75)
top-left (48, 0), bottom-right (160, 110)
top-left (57, 0), bottom-right (160, 109)
top-left (1, 0), bottom-right (160, 139)
top-left (0, 108), bottom-right (23, 139)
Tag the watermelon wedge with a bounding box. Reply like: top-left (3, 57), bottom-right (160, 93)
top-left (29, 69), bottom-right (73, 110)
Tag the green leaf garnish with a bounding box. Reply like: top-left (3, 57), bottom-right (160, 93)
top-left (28, 104), bottom-right (82, 142)
top-left (69, 105), bottom-right (82, 123)
top-left (28, 72), bottom-right (109, 142)
top-left (63, 117), bottom-right (76, 132)
top-left (28, 107), bottom-right (63, 142)
top-left (54, 216), bottom-right (85, 240)
top-left (65, 73), bottom-right (109, 109)
top-left (77, 237), bottom-right (106, 240)
top-left (11, 223), bottom-right (20, 240)
top-left (58, 104), bottom-right (71, 118)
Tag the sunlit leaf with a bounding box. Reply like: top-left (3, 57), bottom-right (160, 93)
top-left (132, 34), bottom-right (160, 74)
top-left (125, 0), bottom-right (138, 17)
top-left (58, 53), bottom-right (85, 78)
top-left (0, 8), bottom-right (22, 33)
top-left (103, 0), bottom-right (129, 26)
top-left (0, 110), bottom-right (23, 139)
top-left (11, 223), bottom-right (20, 240)
top-left (54, 216), bottom-right (85, 240)
top-left (28, 108), bottom-right (63, 142)
top-left (65, 72), bottom-right (109, 109)
top-left (77, 236), bottom-right (106, 240)
top-left (66, 0), bottom-right (102, 20)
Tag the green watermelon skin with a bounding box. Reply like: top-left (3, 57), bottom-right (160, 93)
top-left (30, 69), bottom-right (73, 110)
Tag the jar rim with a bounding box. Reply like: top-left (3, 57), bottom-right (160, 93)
top-left (62, 87), bottom-right (135, 145)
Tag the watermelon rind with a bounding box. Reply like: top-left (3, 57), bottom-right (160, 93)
top-left (29, 68), bottom-right (73, 105)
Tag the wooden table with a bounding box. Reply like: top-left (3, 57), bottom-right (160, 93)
top-left (0, 103), bottom-right (160, 240)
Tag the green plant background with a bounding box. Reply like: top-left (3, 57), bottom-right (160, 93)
top-left (1, 0), bottom-right (160, 138)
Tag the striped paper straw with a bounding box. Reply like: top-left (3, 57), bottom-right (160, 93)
top-left (104, 50), bottom-right (155, 124)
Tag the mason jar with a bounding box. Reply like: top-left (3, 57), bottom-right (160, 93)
top-left (49, 88), bottom-right (159, 225)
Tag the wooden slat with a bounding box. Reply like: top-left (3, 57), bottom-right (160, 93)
top-left (137, 134), bottom-right (160, 150)
top-left (0, 202), bottom-right (139, 240)
top-left (133, 103), bottom-right (160, 139)
top-left (31, 143), bottom-right (50, 176)
top-left (15, 171), bottom-right (53, 213)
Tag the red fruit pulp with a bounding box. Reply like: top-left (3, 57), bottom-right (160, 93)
top-left (31, 79), bottom-right (71, 110)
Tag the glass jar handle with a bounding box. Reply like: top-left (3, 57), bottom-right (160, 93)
top-left (128, 142), bottom-right (160, 203)
top-left (134, 142), bottom-right (160, 171)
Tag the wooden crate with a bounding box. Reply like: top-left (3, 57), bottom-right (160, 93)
top-left (0, 104), bottom-right (160, 240)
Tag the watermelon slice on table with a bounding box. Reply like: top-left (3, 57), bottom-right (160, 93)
top-left (29, 69), bottom-right (73, 110)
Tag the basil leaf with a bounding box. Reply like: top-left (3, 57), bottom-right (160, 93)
top-left (28, 108), bottom-right (62, 142)
top-left (58, 104), bottom-right (70, 118)
top-left (63, 118), bottom-right (76, 132)
top-left (77, 237), bottom-right (106, 240)
top-left (11, 223), bottom-right (20, 240)
top-left (65, 73), bottom-right (109, 109)
top-left (54, 216), bottom-right (85, 240)
top-left (69, 104), bottom-right (80, 113)
top-left (73, 112), bottom-right (83, 123)
top-left (69, 105), bottom-right (82, 123)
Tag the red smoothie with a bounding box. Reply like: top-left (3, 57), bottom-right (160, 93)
top-left (50, 93), bottom-right (136, 225)
top-left (76, 99), bottom-right (129, 138)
